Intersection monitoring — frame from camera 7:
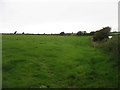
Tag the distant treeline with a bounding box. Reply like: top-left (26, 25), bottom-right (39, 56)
top-left (2, 33), bottom-right (60, 35)
top-left (2, 31), bottom-right (95, 36)
top-left (2, 32), bottom-right (94, 36)
top-left (1, 29), bottom-right (120, 36)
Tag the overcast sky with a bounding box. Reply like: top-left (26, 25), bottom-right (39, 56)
top-left (0, 0), bottom-right (118, 34)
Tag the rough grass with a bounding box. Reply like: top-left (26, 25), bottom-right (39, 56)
top-left (2, 35), bottom-right (118, 88)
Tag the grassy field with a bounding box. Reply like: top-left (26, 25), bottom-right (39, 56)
top-left (2, 35), bottom-right (118, 88)
top-left (110, 32), bottom-right (120, 35)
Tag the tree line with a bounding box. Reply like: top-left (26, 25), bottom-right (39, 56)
top-left (11, 31), bottom-right (96, 36)
top-left (3, 26), bottom-right (118, 39)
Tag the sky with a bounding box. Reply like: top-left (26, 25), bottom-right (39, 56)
top-left (0, 0), bottom-right (119, 34)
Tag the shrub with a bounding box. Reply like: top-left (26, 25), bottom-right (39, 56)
top-left (22, 32), bottom-right (24, 34)
top-left (14, 31), bottom-right (17, 34)
top-left (76, 31), bottom-right (82, 36)
top-left (90, 31), bottom-right (95, 36)
top-left (101, 36), bottom-right (120, 62)
top-left (76, 31), bottom-right (84, 36)
top-left (76, 31), bottom-right (87, 36)
top-left (60, 32), bottom-right (65, 35)
top-left (93, 27), bottom-right (111, 41)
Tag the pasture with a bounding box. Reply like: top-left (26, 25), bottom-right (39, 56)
top-left (2, 35), bottom-right (118, 88)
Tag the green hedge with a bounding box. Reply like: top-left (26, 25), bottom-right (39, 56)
top-left (101, 36), bottom-right (120, 63)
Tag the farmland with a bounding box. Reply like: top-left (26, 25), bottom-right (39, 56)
top-left (2, 35), bottom-right (118, 88)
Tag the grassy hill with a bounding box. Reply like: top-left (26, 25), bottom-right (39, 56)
top-left (2, 35), bottom-right (118, 88)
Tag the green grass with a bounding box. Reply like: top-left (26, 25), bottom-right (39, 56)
top-left (110, 32), bottom-right (120, 35)
top-left (2, 35), bottom-right (118, 88)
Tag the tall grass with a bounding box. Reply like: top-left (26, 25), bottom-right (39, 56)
top-left (100, 36), bottom-right (120, 88)
top-left (101, 36), bottom-right (120, 63)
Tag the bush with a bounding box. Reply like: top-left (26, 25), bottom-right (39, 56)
top-left (76, 31), bottom-right (82, 36)
top-left (93, 27), bottom-right (111, 41)
top-left (76, 31), bottom-right (87, 36)
top-left (60, 32), bottom-right (65, 35)
top-left (90, 31), bottom-right (95, 36)
top-left (22, 32), bottom-right (24, 34)
top-left (101, 36), bottom-right (120, 62)
top-left (14, 31), bottom-right (17, 34)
